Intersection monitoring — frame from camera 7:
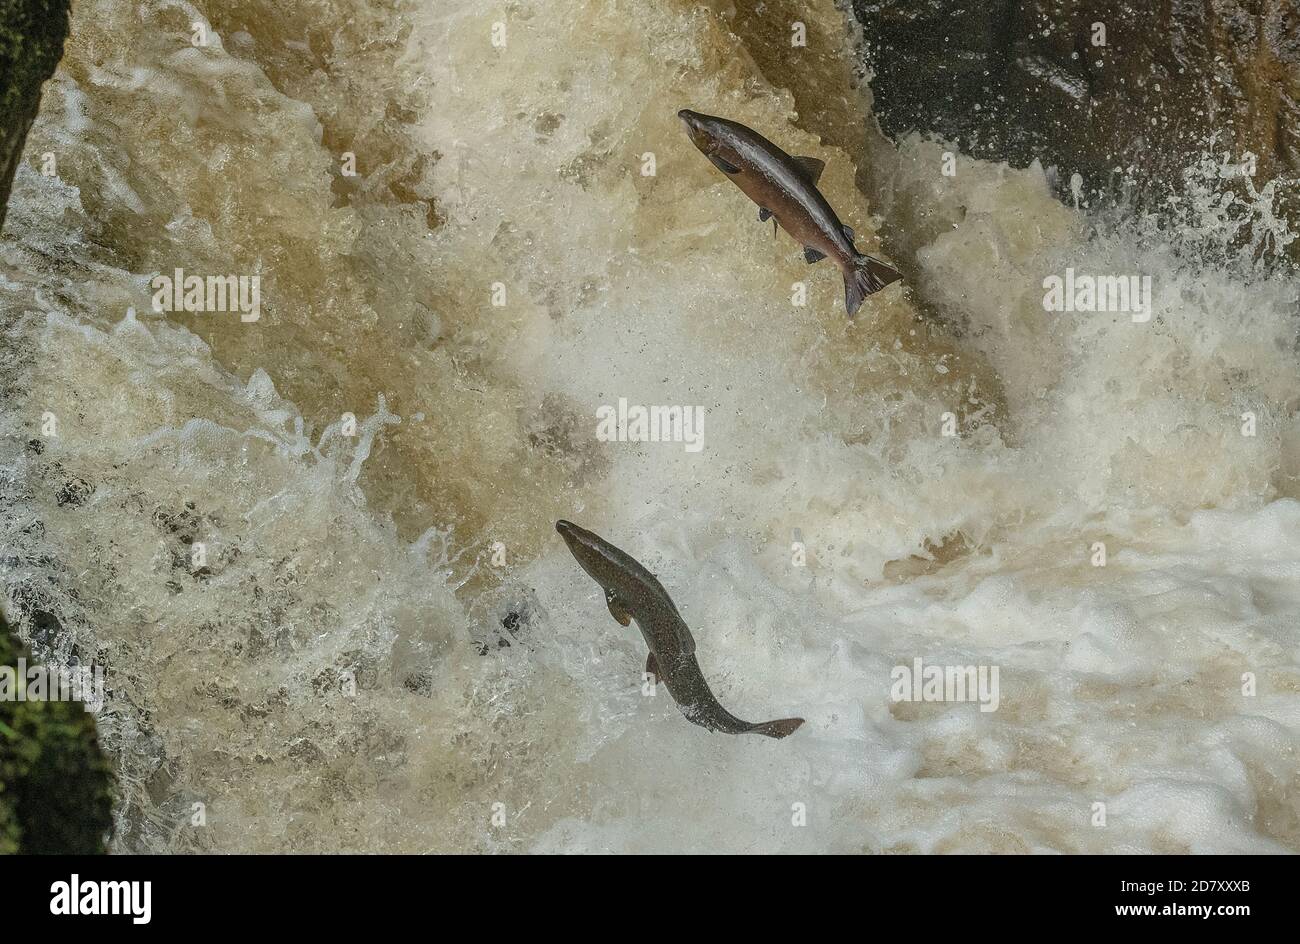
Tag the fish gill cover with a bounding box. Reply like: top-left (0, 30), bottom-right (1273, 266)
top-left (0, 0), bottom-right (1295, 852)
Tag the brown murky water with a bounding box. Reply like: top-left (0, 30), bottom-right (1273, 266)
top-left (0, 0), bottom-right (1297, 852)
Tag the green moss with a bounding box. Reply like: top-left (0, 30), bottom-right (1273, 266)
top-left (0, 609), bottom-right (114, 854)
top-left (0, 0), bottom-right (71, 230)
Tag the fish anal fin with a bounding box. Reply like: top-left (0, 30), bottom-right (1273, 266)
top-left (803, 246), bottom-right (827, 264)
top-left (605, 588), bottom-right (632, 626)
top-left (758, 207), bottom-right (773, 222)
top-left (708, 154), bottom-right (742, 175)
top-left (793, 156), bottom-right (826, 185)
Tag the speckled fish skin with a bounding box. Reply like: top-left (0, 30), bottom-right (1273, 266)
top-left (556, 519), bottom-right (804, 739)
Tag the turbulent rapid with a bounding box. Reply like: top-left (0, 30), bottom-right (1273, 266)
top-left (1, 0), bottom-right (1298, 853)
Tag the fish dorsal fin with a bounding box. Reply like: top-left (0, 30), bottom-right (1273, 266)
top-left (758, 207), bottom-right (773, 222)
top-left (793, 155), bottom-right (826, 185)
top-left (842, 223), bottom-right (855, 243)
top-left (708, 153), bottom-right (742, 175)
top-left (804, 246), bottom-right (827, 263)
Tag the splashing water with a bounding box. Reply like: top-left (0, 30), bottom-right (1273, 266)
top-left (0, 0), bottom-right (1297, 853)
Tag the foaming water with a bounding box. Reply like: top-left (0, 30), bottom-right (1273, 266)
top-left (0, 0), bottom-right (1297, 852)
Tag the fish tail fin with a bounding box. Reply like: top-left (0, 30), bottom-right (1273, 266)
top-left (747, 716), bottom-right (805, 739)
top-left (843, 254), bottom-right (903, 317)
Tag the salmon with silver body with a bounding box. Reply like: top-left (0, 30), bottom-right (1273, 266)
top-left (678, 108), bottom-right (903, 317)
top-left (556, 520), bottom-right (804, 739)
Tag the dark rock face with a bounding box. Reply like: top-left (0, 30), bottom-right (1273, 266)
top-left (855, 0), bottom-right (1300, 202)
top-left (0, 610), bottom-right (115, 854)
top-left (0, 0), bottom-right (71, 232)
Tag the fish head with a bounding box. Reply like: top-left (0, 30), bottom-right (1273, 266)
top-left (678, 109), bottom-right (726, 157)
top-left (556, 519), bottom-right (627, 589)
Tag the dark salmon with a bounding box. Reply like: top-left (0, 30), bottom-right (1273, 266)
top-left (556, 520), bottom-right (803, 739)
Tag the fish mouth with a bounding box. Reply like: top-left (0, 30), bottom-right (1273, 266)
top-left (555, 519), bottom-right (590, 551)
top-left (677, 110), bottom-right (714, 152)
top-left (677, 109), bottom-right (707, 135)
top-left (556, 520), bottom-right (605, 577)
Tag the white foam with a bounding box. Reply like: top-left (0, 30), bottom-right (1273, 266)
top-left (0, 0), bottom-right (1296, 853)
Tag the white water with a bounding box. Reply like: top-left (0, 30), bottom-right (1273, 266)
top-left (1, 0), bottom-right (1297, 852)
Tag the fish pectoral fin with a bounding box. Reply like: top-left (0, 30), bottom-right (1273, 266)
top-left (605, 588), bottom-right (632, 626)
top-left (841, 224), bottom-right (855, 243)
top-left (708, 154), bottom-right (742, 175)
top-left (758, 207), bottom-right (773, 222)
top-left (793, 155), bottom-right (826, 185)
top-left (803, 246), bottom-right (827, 263)
top-left (645, 651), bottom-right (659, 681)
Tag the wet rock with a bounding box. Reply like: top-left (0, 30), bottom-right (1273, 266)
top-left (856, 0), bottom-right (1300, 219)
top-left (402, 668), bottom-right (434, 696)
top-left (476, 625), bottom-right (514, 655)
top-left (0, 0), bottom-right (71, 231)
top-left (55, 476), bottom-right (93, 507)
top-left (0, 609), bottom-right (114, 853)
top-left (476, 606), bottom-right (530, 655)
top-left (6, 582), bottom-right (66, 653)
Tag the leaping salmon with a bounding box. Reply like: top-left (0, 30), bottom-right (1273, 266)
top-left (556, 519), bottom-right (804, 739)
top-left (678, 108), bottom-right (903, 317)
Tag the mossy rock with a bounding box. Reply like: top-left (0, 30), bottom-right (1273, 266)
top-left (0, 0), bottom-right (72, 232)
top-left (0, 609), bottom-right (114, 854)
